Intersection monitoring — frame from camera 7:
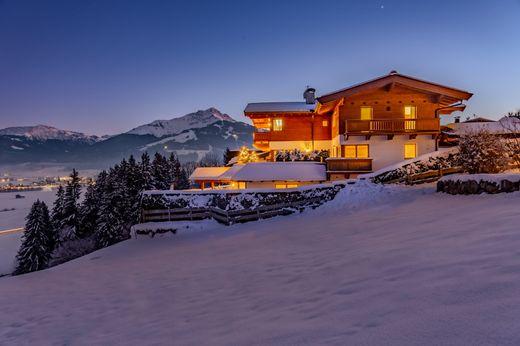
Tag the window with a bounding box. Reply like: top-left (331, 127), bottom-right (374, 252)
top-left (360, 106), bottom-right (373, 120)
top-left (404, 143), bottom-right (417, 159)
top-left (344, 144), bottom-right (369, 158)
top-left (273, 118), bottom-right (283, 131)
top-left (322, 120), bottom-right (329, 127)
top-left (238, 182), bottom-right (246, 189)
top-left (275, 183), bottom-right (298, 189)
top-left (404, 105), bottom-right (417, 130)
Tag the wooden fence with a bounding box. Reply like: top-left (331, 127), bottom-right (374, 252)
top-left (141, 196), bottom-right (326, 226)
top-left (385, 167), bottom-right (464, 185)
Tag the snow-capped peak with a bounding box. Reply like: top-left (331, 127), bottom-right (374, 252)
top-left (126, 107), bottom-right (237, 137)
top-left (0, 125), bottom-right (99, 142)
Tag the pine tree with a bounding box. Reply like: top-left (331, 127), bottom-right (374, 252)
top-left (177, 168), bottom-right (190, 190)
top-left (125, 155), bottom-right (143, 223)
top-left (140, 152), bottom-right (154, 190)
top-left (14, 201), bottom-right (54, 274)
top-left (51, 185), bottom-right (66, 231)
top-left (151, 152), bottom-right (170, 190)
top-left (95, 172), bottom-right (125, 248)
top-left (223, 147), bottom-right (234, 165)
top-left (78, 181), bottom-right (99, 238)
top-left (61, 169), bottom-right (82, 240)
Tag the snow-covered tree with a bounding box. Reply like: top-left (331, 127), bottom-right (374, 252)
top-left (151, 152), bottom-right (171, 190)
top-left (458, 129), bottom-right (508, 174)
top-left (61, 169), bottom-right (82, 240)
top-left (78, 181), bottom-right (99, 238)
top-left (14, 200), bottom-right (54, 274)
top-left (223, 147), bottom-right (234, 165)
top-left (95, 172), bottom-right (126, 248)
top-left (51, 185), bottom-right (66, 232)
top-left (140, 152), bottom-right (154, 190)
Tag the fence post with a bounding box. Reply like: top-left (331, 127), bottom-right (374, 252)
top-left (168, 205), bottom-right (171, 221)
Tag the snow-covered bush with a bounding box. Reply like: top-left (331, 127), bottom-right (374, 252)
top-left (49, 237), bottom-right (97, 267)
top-left (372, 150), bottom-right (459, 184)
top-left (275, 149), bottom-right (329, 162)
top-left (458, 129), bottom-right (509, 174)
top-left (141, 183), bottom-right (345, 213)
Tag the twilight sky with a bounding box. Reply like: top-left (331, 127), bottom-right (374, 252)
top-left (0, 0), bottom-right (519, 135)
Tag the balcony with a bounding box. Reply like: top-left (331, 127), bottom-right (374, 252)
top-left (326, 158), bottom-right (373, 173)
top-left (253, 131), bottom-right (271, 142)
top-left (345, 118), bottom-right (440, 135)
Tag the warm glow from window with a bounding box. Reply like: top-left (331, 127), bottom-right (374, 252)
top-left (360, 106), bottom-right (372, 120)
top-left (357, 145), bottom-right (369, 158)
top-left (273, 119), bottom-right (283, 131)
top-left (275, 183), bottom-right (298, 189)
top-left (322, 120), bottom-right (329, 127)
top-left (404, 106), bottom-right (417, 118)
top-left (404, 143), bottom-right (417, 159)
top-left (238, 182), bottom-right (246, 189)
top-left (344, 145), bottom-right (357, 158)
top-left (344, 145), bottom-right (369, 158)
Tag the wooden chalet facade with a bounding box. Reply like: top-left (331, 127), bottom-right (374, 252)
top-left (244, 71), bottom-right (473, 179)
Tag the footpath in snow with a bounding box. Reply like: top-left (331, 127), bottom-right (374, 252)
top-left (1, 182), bottom-right (520, 345)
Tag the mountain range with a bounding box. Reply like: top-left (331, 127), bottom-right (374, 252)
top-left (0, 108), bottom-right (253, 169)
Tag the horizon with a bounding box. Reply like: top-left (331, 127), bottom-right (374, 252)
top-left (1, 0), bottom-right (520, 135)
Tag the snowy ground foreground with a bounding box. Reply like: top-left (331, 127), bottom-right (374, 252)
top-left (2, 182), bottom-right (520, 344)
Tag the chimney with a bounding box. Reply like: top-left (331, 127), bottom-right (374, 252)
top-left (303, 86), bottom-right (316, 104)
top-left (454, 116), bottom-right (460, 123)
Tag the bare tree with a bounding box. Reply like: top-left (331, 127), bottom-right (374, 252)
top-left (458, 128), bottom-right (509, 174)
top-left (500, 112), bottom-right (520, 167)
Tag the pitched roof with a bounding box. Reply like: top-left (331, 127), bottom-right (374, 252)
top-left (244, 102), bottom-right (315, 114)
top-left (189, 167), bottom-right (230, 181)
top-left (317, 71), bottom-right (473, 105)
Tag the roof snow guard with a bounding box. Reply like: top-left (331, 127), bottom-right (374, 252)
top-left (244, 102), bottom-right (316, 114)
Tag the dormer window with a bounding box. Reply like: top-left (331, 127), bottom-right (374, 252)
top-left (360, 106), bottom-right (372, 120)
top-left (273, 119), bottom-right (283, 131)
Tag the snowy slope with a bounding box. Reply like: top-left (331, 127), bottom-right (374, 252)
top-left (0, 125), bottom-right (99, 142)
top-left (2, 184), bottom-right (520, 344)
top-left (127, 107), bottom-right (237, 137)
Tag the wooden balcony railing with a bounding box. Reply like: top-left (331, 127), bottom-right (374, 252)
top-left (253, 131), bottom-right (271, 142)
top-left (326, 158), bottom-right (373, 173)
top-left (345, 118), bottom-right (440, 134)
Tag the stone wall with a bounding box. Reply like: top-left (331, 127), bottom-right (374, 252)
top-left (437, 178), bottom-right (520, 195)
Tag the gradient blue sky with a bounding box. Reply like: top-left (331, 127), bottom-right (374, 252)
top-left (1, 0), bottom-right (519, 135)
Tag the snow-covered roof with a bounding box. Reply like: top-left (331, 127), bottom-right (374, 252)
top-left (230, 162), bottom-right (326, 182)
top-left (189, 167), bottom-right (230, 181)
top-left (244, 102), bottom-right (315, 113)
top-left (449, 116), bottom-right (520, 135)
top-left (189, 162), bottom-right (327, 182)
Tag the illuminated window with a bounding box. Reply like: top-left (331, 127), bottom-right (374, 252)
top-left (404, 143), bottom-right (417, 159)
top-left (238, 182), bottom-right (246, 189)
top-left (275, 183), bottom-right (298, 189)
top-left (360, 106), bottom-right (373, 120)
top-left (404, 105), bottom-right (417, 118)
top-left (273, 119), bottom-right (283, 131)
top-left (344, 145), bottom-right (369, 158)
top-left (322, 120), bottom-right (329, 127)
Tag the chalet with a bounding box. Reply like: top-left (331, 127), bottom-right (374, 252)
top-left (245, 71), bottom-right (473, 179)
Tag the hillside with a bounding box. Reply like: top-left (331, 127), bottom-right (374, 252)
top-left (1, 183), bottom-right (520, 344)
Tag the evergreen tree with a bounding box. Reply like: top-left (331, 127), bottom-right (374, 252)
top-left (140, 152), bottom-right (154, 190)
top-left (51, 185), bottom-right (66, 231)
top-left (61, 169), bottom-right (82, 240)
top-left (223, 147), bottom-right (234, 165)
top-left (151, 152), bottom-right (170, 190)
top-left (78, 181), bottom-right (99, 238)
top-left (125, 155), bottom-right (143, 223)
top-left (95, 172), bottom-right (126, 248)
top-left (177, 168), bottom-right (190, 190)
top-left (14, 201), bottom-right (54, 274)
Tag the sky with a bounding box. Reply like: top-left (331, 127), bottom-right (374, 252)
top-left (0, 0), bottom-right (519, 135)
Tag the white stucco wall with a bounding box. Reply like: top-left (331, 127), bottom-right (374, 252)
top-left (244, 181), bottom-right (322, 189)
top-left (341, 134), bottom-right (436, 171)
